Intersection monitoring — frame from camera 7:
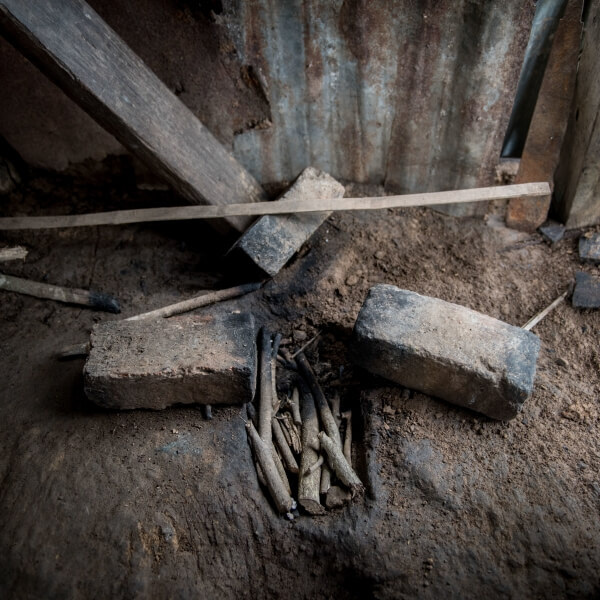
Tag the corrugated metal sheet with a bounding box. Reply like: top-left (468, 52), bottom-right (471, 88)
top-left (225, 0), bottom-right (535, 213)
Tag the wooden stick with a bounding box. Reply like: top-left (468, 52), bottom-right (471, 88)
top-left (278, 412), bottom-right (301, 454)
top-left (522, 287), bottom-right (571, 330)
top-left (0, 272), bottom-right (120, 313)
top-left (0, 183), bottom-right (551, 230)
top-left (290, 387), bottom-right (301, 426)
top-left (272, 445), bottom-right (292, 496)
top-left (272, 418), bottom-right (299, 474)
top-left (258, 329), bottom-right (273, 444)
top-left (291, 331), bottom-right (321, 359)
top-left (295, 352), bottom-right (342, 449)
top-left (0, 246), bottom-right (27, 261)
top-left (246, 422), bottom-right (294, 514)
top-left (320, 465), bottom-right (331, 496)
top-left (342, 410), bottom-right (352, 465)
top-left (125, 282), bottom-right (262, 321)
top-left (318, 431), bottom-right (364, 497)
top-left (305, 455), bottom-right (324, 476)
top-left (331, 392), bottom-right (341, 428)
top-left (297, 378), bottom-right (325, 515)
top-left (271, 332), bottom-right (282, 412)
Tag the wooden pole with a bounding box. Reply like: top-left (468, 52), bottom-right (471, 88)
top-left (125, 282), bottom-right (262, 321)
top-left (318, 432), bottom-right (364, 497)
top-left (0, 183), bottom-right (551, 231)
top-left (0, 0), bottom-right (266, 233)
top-left (0, 272), bottom-right (120, 312)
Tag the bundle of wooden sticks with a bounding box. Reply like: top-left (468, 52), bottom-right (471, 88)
top-left (245, 330), bottom-right (363, 517)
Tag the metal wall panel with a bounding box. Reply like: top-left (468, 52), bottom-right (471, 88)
top-left (226, 0), bottom-right (535, 211)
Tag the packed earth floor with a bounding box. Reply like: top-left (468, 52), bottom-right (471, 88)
top-left (1, 167), bottom-right (599, 599)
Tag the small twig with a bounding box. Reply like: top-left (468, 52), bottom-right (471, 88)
top-left (246, 421), bottom-right (293, 514)
top-left (522, 286), bottom-right (572, 331)
top-left (272, 418), bottom-right (299, 474)
top-left (342, 410), bottom-right (352, 465)
top-left (320, 466), bottom-right (331, 495)
top-left (290, 387), bottom-right (301, 426)
top-left (0, 272), bottom-right (120, 313)
top-left (331, 392), bottom-right (341, 428)
top-left (291, 331), bottom-right (321, 359)
top-left (318, 431), bottom-right (364, 497)
top-left (0, 246), bottom-right (27, 262)
top-left (278, 347), bottom-right (297, 369)
top-left (271, 445), bottom-right (292, 496)
top-left (125, 281), bottom-right (262, 321)
top-left (271, 334), bottom-right (282, 413)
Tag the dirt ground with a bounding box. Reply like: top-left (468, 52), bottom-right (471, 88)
top-left (1, 166), bottom-right (599, 599)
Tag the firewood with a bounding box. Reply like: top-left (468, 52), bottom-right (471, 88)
top-left (297, 378), bottom-right (325, 515)
top-left (318, 431), bottom-right (364, 497)
top-left (290, 386), bottom-right (301, 426)
top-left (246, 422), bottom-right (293, 514)
top-left (272, 418), bottom-right (299, 474)
top-left (258, 328), bottom-right (273, 443)
top-left (342, 410), bottom-right (352, 464)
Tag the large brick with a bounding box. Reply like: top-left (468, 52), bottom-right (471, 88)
top-left (84, 313), bottom-right (256, 410)
top-left (229, 167), bottom-right (345, 277)
top-left (352, 285), bottom-right (540, 420)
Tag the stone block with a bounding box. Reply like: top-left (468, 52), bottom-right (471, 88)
top-left (352, 285), bottom-right (541, 420)
top-left (572, 271), bottom-right (600, 308)
top-left (229, 167), bottom-right (345, 277)
top-left (579, 233), bottom-right (600, 264)
top-left (84, 312), bottom-right (256, 410)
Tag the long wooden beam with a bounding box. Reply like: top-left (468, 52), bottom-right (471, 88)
top-left (0, 0), bottom-right (266, 233)
top-left (0, 183), bottom-right (550, 230)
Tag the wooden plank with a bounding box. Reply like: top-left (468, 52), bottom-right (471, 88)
top-left (0, 0), bottom-right (266, 233)
top-left (553, 1), bottom-right (600, 228)
top-left (506, 0), bottom-right (583, 231)
top-left (0, 183), bottom-right (551, 230)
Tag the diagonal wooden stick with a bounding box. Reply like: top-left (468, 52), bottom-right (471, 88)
top-left (0, 183), bottom-right (550, 230)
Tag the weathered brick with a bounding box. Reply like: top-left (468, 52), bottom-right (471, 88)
top-left (84, 312), bottom-right (256, 410)
top-left (352, 285), bottom-right (541, 420)
top-left (229, 167), bottom-right (345, 277)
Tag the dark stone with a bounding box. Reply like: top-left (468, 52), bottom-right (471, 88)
top-left (538, 220), bottom-right (566, 244)
top-left (352, 285), bottom-right (541, 420)
top-left (228, 167), bottom-right (345, 277)
top-left (578, 233), bottom-right (600, 264)
top-left (572, 271), bottom-right (600, 308)
top-left (84, 312), bottom-right (256, 409)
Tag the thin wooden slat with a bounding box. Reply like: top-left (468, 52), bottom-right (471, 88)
top-left (0, 0), bottom-right (266, 233)
top-left (0, 182), bottom-right (550, 230)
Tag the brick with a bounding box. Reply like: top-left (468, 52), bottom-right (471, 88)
top-left (352, 285), bottom-right (541, 420)
top-left (579, 233), bottom-right (600, 264)
top-left (229, 167), bottom-right (345, 277)
top-left (572, 271), bottom-right (600, 308)
top-left (84, 312), bottom-right (256, 410)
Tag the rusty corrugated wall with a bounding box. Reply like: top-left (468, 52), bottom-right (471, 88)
top-left (226, 0), bottom-right (535, 213)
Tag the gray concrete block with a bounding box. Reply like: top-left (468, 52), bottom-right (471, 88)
top-left (579, 233), bottom-right (600, 264)
top-left (572, 271), bottom-right (600, 308)
top-left (352, 285), bottom-right (541, 420)
top-left (229, 167), bottom-right (345, 277)
top-left (84, 312), bottom-right (256, 410)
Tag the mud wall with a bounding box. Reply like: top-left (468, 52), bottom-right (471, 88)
top-left (0, 0), bottom-right (534, 199)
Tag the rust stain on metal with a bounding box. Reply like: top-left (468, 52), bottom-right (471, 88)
top-left (507, 0), bottom-right (583, 232)
top-left (226, 1), bottom-right (534, 213)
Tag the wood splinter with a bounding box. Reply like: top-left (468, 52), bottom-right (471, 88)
top-left (246, 422), bottom-right (294, 514)
top-left (318, 431), bottom-right (364, 497)
top-left (342, 410), bottom-right (352, 465)
top-left (0, 272), bottom-right (120, 313)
